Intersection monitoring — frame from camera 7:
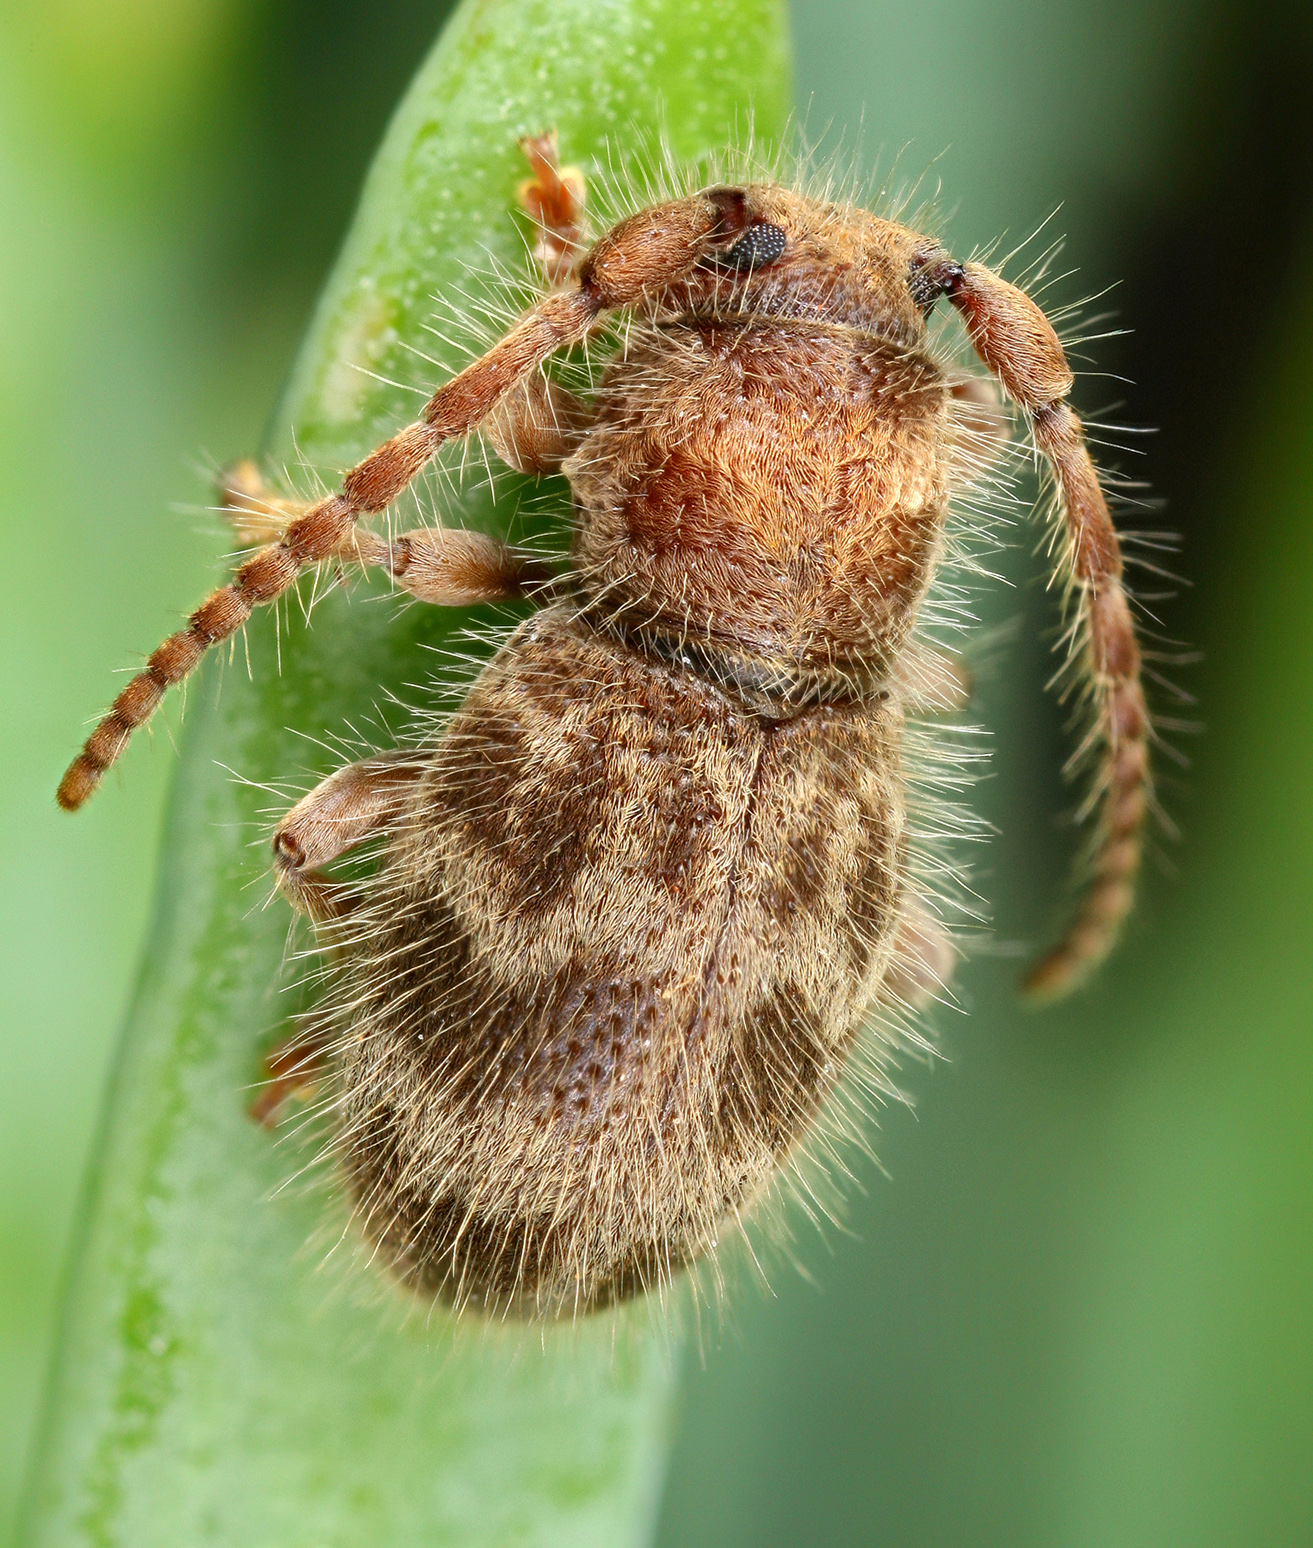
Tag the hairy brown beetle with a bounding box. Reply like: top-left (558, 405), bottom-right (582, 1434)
top-left (60, 136), bottom-right (1152, 1317)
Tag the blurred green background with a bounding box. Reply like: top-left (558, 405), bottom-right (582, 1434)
top-left (2, 1), bottom-right (1310, 1544)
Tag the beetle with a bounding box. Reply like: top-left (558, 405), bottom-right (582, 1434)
top-left (58, 136), bottom-right (1151, 1317)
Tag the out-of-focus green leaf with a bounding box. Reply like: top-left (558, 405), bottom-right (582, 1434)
top-left (19, 3), bottom-right (789, 1543)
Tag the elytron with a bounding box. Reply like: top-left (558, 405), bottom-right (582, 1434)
top-left (60, 135), bottom-right (1153, 1317)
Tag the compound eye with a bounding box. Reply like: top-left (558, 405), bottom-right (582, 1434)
top-left (714, 221), bottom-right (788, 272)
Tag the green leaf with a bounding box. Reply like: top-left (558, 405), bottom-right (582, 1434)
top-left (20, 3), bottom-right (790, 1543)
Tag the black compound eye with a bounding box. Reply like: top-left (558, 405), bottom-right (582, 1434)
top-left (715, 221), bottom-right (788, 272)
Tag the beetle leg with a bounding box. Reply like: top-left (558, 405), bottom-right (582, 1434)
top-left (482, 371), bottom-right (593, 474)
top-left (949, 373), bottom-right (1009, 473)
top-left (349, 526), bottom-right (557, 604)
top-left (879, 898), bottom-right (957, 1011)
top-left (218, 459), bottom-right (309, 544)
top-left (517, 130), bottom-right (589, 285)
top-left (249, 1012), bottom-right (334, 1129)
top-left (272, 751), bottom-right (426, 925)
top-left (220, 461), bottom-right (554, 604)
